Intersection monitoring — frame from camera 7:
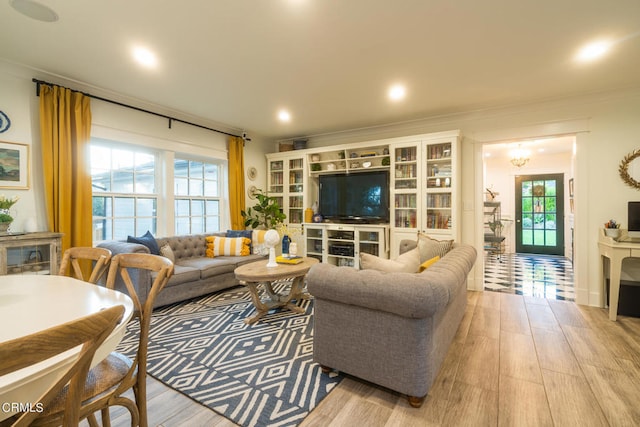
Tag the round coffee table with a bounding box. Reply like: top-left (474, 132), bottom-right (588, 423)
top-left (234, 257), bottom-right (319, 325)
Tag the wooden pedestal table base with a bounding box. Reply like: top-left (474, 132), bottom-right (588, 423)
top-left (234, 257), bottom-right (319, 325)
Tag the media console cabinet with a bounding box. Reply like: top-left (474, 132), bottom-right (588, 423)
top-left (303, 223), bottom-right (388, 269)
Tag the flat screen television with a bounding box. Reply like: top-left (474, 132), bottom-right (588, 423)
top-left (628, 201), bottom-right (640, 239)
top-left (318, 171), bottom-right (390, 223)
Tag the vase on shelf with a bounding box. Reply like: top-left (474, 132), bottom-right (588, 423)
top-left (0, 222), bottom-right (11, 233)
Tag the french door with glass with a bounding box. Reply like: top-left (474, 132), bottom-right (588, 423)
top-left (515, 173), bottom-right (564, 255)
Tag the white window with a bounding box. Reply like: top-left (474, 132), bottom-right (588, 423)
top-left (174, 158), bottom-right (222, 234)
top-left (91, 141), bottom-right (158, 242)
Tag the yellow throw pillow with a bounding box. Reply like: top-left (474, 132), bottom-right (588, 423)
top-left (419, 255), bottom-right (440, 272)
top-left (206, 236), bottom-right (251, 257)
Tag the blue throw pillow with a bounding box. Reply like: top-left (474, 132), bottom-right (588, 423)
top-left (226, 229), bottom-right (252, 239)
top-left (127, 230), bottom-right (160, 255)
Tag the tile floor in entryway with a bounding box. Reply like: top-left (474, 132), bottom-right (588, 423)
top-left (483, 252), bottom-right (575, 301)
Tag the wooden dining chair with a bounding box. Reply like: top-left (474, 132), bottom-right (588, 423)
top-left (48, 253), bottom-right (173, 427)
top-left (0, 305), bottom-right (125, 427)
top-left (58, 247), bottom-right (112, 284)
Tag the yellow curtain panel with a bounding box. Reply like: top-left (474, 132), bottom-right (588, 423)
top-left (39, 85), bottom-right (93, 253)
top-left (228, 136), bottom-right (246, 230)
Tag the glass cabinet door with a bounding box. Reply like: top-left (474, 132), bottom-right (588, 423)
top-left (393, 145), bottom-right (418, 230)
top-left (269, 160), bottom-right (284, 194)
top-left (424, 142), bottom-right (453, 232)
top-left (288, 158), bottom-right (304, 224)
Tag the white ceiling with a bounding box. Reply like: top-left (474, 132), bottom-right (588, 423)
top-left (1, 0), bottom-right (640, 141)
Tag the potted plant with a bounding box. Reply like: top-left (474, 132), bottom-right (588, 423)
top-left (0, 194), bottom-right (19, 232)
top-left (604, 219), bottom-right (621, 239)
top-left (241, 189), bottom-right (286, 229)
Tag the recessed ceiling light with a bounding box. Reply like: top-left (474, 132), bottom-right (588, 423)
top-left (388, 84), bottom-right (406, 101)
top-left (575, 40), bottom-right (612, 62)
top-left (132, 46), bottom-right (158, 68)
top-left (278, 110), bottom-right (291, 122)
top-left (10, 0), bottom-right (58, 22)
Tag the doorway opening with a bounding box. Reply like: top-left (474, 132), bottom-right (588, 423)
top-left (481, 137), bottom-right (575, 300)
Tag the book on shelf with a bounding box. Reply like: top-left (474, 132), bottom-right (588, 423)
top-left (276, 255), bottom-right (304, 265)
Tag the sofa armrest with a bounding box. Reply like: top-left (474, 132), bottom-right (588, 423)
top-left (96, 241), bottom-right (151, 303)
top-left (97, 241), bottom-right (151, 255)
top-left (306, 264), bottom-right (449, 319)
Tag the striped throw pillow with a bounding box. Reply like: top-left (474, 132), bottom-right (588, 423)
top-left (205, 236), bottom-right (251, 257)
top-left (417, 233), bottom-right (453, 263)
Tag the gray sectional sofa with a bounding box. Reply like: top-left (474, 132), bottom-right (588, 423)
top-left (98, 233), bottom-right (265, 308)
top-left (306, 240), bottom-right (477, 407)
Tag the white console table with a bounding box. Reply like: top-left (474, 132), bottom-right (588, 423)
top-left (598, 229), bottom-right (640, 321)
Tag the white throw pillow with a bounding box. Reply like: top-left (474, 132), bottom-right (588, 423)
top-left (359, 247), bottom-right (420, 273)
top-left (159, 243), bottom-right (175, 263)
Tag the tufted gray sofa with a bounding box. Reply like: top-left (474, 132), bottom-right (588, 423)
top-left (98, 233), bottom-right (264, 308)
top-left (306, 240), bottom-right (477, 408)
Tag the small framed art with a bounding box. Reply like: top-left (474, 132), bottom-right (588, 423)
top-left (0, 141), bottom-right (29, 189)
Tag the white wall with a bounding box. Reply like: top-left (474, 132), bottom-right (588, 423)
top-left (0, 60), bottom-right (270, 235)
top-left (286, 88), bottom-right (640, 307)
top-left (0, 62), bottom-right (43, 231)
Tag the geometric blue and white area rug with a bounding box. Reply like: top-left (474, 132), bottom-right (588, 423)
top-left (116, 282), bottom-right (342, 427)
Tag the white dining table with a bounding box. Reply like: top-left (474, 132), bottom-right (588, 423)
top-left (0, 275), bottom-right (134, 421)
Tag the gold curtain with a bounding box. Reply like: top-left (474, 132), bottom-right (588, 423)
top-left (39, 85), bottom-right (93, 253)
top-left (228, 136), bottom-right (246, 230)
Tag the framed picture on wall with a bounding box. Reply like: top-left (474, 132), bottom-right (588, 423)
top-left (0, 141), bottom-right (30, 189)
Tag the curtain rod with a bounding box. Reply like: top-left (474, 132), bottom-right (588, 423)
top-left (32, 78), bottom-right (242, 138)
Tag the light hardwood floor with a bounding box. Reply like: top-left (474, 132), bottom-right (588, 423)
top-left (106, 291), bottom-right (640, 426)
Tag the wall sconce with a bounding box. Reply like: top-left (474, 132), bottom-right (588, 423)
top-left (510, 144), bottom-right (530, 168)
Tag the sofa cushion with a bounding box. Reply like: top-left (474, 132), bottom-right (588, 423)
top-left (162, 264), bottom-right (201, 288)
top-left (206, 236), bottom-right (251, 257)
top-left (417, 233), bottom-right (453, 263)
top-left (360, 247), bottom-right (420, 273)
top-left (180, 256), bottom-right (237, 279)
top-left (127, 230), bottom-right (160, 255)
